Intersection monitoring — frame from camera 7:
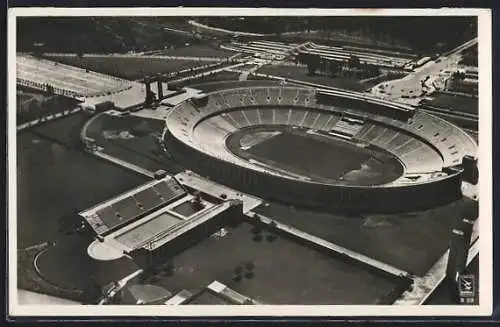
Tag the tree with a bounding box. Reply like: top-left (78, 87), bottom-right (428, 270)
top-left (368, 65), bottom-right (381, 78)
top-left (347, 55), bottom-right (361, 69)
top-left (328, 60), bottom-right (341, 77)
top-left (306, 54), bottom-right (321, 76)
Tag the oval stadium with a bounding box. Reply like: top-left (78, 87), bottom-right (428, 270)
top-left (165, 85), bottom-right (477, 213)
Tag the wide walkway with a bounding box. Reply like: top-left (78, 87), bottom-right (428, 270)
top-left (370, 38), bottom-right (478, 105)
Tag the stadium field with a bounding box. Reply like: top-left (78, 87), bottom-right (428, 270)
top-left (228, 129), bottom-right (403, 185)
top-left (256, 65), bottom-right (367, 91)
top-left (46, 56), bottom-right (217, 80)
top-left (152, 221), bottom-right (405, 304)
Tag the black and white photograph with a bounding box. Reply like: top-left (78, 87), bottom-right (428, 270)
top-left (7, 8), bottom-right (493, 317)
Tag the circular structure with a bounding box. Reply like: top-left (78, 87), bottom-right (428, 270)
top-left (88, 240), bottom-right (125, 261)
top-left (165, 86), bottom-right (477, 213)
top-left (121, 284), bottom-right (173, 305)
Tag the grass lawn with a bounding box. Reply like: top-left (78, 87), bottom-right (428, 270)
top-left (257, 65), bottom-right (366, 92)
top-left (85, 113), bottom-right (185, 174)
top-left (151, 221), bottom-right (402, 304)
top-left (157, 44), bottom-right (237, 58)
top-left (254, 197), bottom-right (477, 276)
top-left (421, 93), bottom-right (478, 116)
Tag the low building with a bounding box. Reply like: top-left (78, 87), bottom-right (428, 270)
top-left (80, 174), bottom-right (245, 270)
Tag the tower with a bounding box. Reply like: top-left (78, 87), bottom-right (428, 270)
top-left (157, 78), bottom-right (163, 100)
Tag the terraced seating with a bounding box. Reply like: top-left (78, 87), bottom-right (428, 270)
top-left (314, 112), bottom-right (341, 130)
top-left (370, 128), bottom-right (399, 148)
top-left (239, 108), bottom-right (260, 125)
top-left (390, 138), bottom-right (422, 157)
top-left (286, 108), bottom-right (308, 126)
top-left (399, 145), bottom-right (443, 174)
top-left (17, 55), bottom-right (132, 98)
top-left (385, 132), bottom-right (412, 151)
top-left (224, 93), bottom-right (241, 108)
top-left (258, 106), bottom-right (274, 124)
top-left (356, 124), bottom-right (385, 142)
top-left (193, 117), bottom-right (235, 151)
top-left (167, 86), bottom-right (477, 183)
top-left (302, 44), bottom-right (411, 69)
top-left (353, 122), bottom-right (444, 174)
top-left (225, 111), bottom-right (250, 128)
top-left (330, 119), bottom-right (364, 137)
top-left (273, 108), bottom-right (290, 125)
top-left (406, 112), bottom-right (476, 167)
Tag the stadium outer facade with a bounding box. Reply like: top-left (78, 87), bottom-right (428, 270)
top-left (163, 85), bottom-right (477, 213)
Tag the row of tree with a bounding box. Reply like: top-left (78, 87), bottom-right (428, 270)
top-left (18, 17), bottom-right (200, 54)
top-left (296, 53), bottom-right (381, 79)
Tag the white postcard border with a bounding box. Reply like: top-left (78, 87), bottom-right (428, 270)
top-left (8, 7), bottom-right (493, 317)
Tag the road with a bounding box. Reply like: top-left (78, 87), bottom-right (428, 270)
top-left (370, 38), bottom-right (478, 105)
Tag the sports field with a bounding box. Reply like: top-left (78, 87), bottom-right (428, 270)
top-left (229, 129), bottom-right (403, 185)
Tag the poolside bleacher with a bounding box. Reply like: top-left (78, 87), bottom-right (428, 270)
top-left (82, 177), bottom-right (187, 236)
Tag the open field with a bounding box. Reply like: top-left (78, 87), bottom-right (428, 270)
top-left (46, 56), bottom-right (216, 80)
top-left (254, 197), bottom-right (477, 276)
top-left (150, 221), bottom-right (405, 304)
top-left (256, 65), bottom-right (366, 91)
